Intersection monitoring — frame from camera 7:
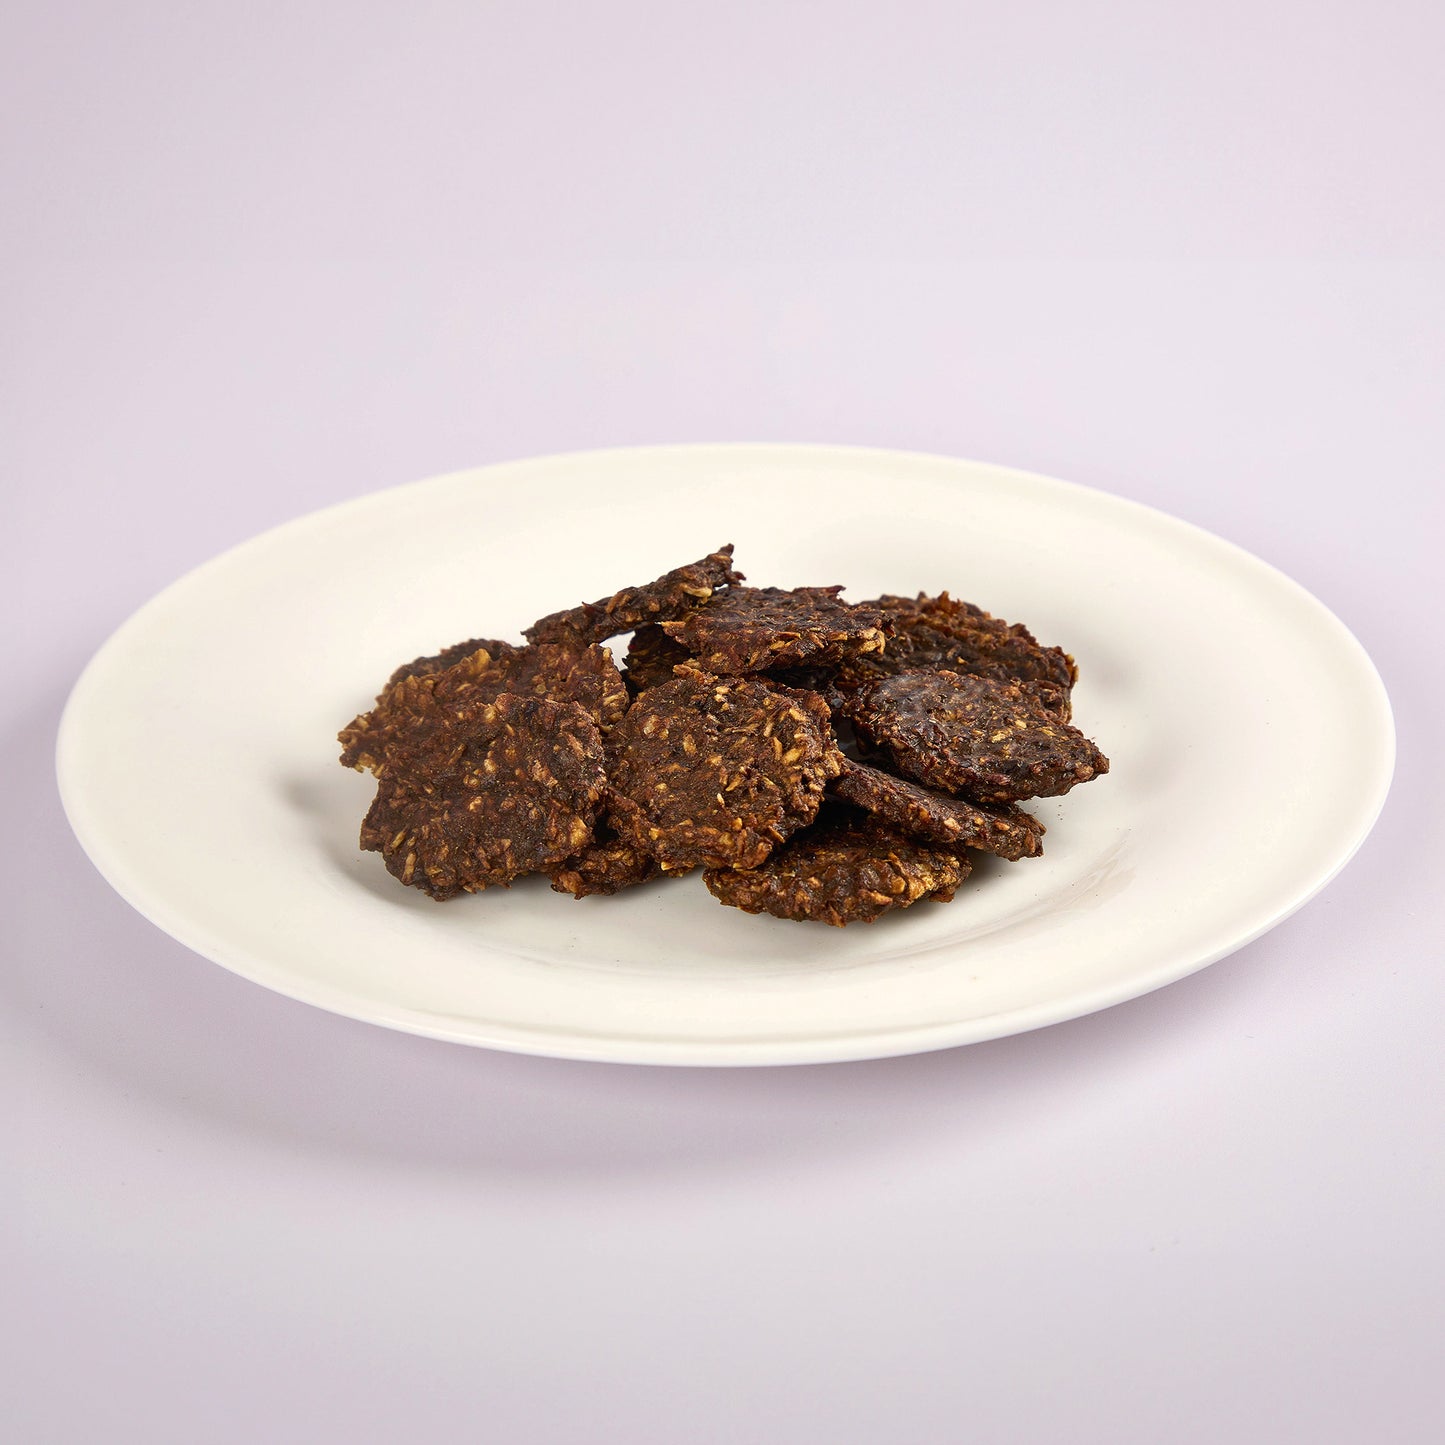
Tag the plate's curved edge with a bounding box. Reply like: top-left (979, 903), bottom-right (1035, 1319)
top-left (55, 443), bottom-right (1398, 1067)
top-left (53, 739), bottom-right (1396, 1068)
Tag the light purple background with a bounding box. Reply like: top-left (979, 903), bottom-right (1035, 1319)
top-left (6, 4), bottom-right (1442, 1441)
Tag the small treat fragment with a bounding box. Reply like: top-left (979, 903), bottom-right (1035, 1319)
top-left (548, 824), bottom-right (665, 898)
top-left (387, 638), bottom-right (511, 688)
top-left (838, 592), bottom-right (1076, 715)
top-left (340, 642), bottom-right (627, 774)
top-left (830, 757), bottom-right (1044, 861)
top-left (622, 624), bottom-right (696, 694)
top-left (661, 586), bottom-right (888, 675)
top-left (704, 808), bottom-right (970, 926)
top-left (845, 669), bottom-right (1109, 802)
top-left (608, 673), bottom-right (843, 870)
top-left (1016, 678), bottom-right (1074, 723)
top-left (525, 545), bottom-right (743, 647)
top-left (359, 692), bottom-right (606, 899)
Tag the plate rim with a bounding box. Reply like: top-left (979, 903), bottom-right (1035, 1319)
top-left (55, 443), bottom-right (1397, 1066)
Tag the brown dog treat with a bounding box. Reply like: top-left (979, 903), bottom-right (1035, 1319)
top-left (845, 669), bottom-right (1109, 802)
top-left (340, 642), bottom-right (628, 775)
top-left (359, 692), bottom-right (606, 899)
top-left (525, 545), bottom-right (743, 647)
top-left (838, 592), bottom-right (1076, 713)
top-left (660, 585), bottom-right (888, 675)
top-left (607, 673), bottom-right (842, 870)
top-left (703, 808), bottom-right (970, 926)
top-left (830, 757), bottom-right (1044, 860)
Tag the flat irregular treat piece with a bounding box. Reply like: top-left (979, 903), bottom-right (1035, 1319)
top-left (838, 592), bottom-right (1076, 714)
top-left (830, 757), bottom-right (1045, 861)
top-left (340, 641), bottom-right (628, 775)
top-left (845, 669), bottom-right (1109, 802)
top-left (704, 807), bottom-right (971, 926)
top-left (386, 638), bottom-right (511, 688)
top-left (607, 673), bottom-right (843, 870)
top-left (622, 624), bottom-right (696, 694)
top-left (660, 586), bottom-right (888, 675)
top-left (359, 692), bottom-right (606, 899)
top-left (548, 825), bottom-right (666, 899)
top-left (525, 545), bottom-right (744, 647)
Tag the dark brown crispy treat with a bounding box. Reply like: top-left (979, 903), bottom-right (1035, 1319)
top-left (386, 638), bottom-right (511, 688)
top-left (660, 586), bottom-right (888, 675)
top-left (359, 692), bottom-right (605, 899)
top-left (524, 545), bottom-right (743, 647)
top-left (622, 624), bottom-right (695, 694)
top-left (830, 757), bottom-right (1044, 861)
top-left (704, 808), bottom-right (971, 926)
top-left (846, 669), bottom-right (1108, 802)
top-left (340, 642), bottom-right (628, 775)
top-left (837, 593), bottom-right (1076, 714)
top-left (607, 673), bottom-right (843, 870)
top-left (548, 825), bottom-right (664, 898)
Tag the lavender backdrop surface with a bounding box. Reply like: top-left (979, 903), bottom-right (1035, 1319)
top-left (5, 4), bottom-right (1442, 1441)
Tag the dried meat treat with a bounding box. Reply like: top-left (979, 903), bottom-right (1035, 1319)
top-left (607, 673), bottom-right (843, 870)
top-left (837, 592), bottom-right (1076, 713)
top-left (359, 692), bottom-right (606, 899)
top-left (830, 757), bottom-right (1044, 861)
top-left (525, 545), bottom-right (743, 647)
top-left (622, 624), bottom-right (695, 694)
top-left (386, 638), bottom-right (511, 688)
top-left (845, 669), bottom-right (1108, 802)
top-left (548, 825), bottom-right (665, 898)
top-left (704, 808), bottom-right (970, 926)
top-left (340, 641), bottom-right (628, 775)
top-left (660, 586), bottom-right (888, 675)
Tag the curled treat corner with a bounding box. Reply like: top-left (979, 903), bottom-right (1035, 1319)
top-left (525, 545), bottom-right (744, 647)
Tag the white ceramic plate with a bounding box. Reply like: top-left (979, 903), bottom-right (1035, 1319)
top-left (57, 446), bottom-right (1393, 1065)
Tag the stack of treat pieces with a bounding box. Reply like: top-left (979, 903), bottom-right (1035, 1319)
top-left (338, 546), bottom-right (1109, 926)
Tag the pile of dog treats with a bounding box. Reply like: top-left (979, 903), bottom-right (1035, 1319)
top-left (339, 546), bottom-right (1108, 925)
